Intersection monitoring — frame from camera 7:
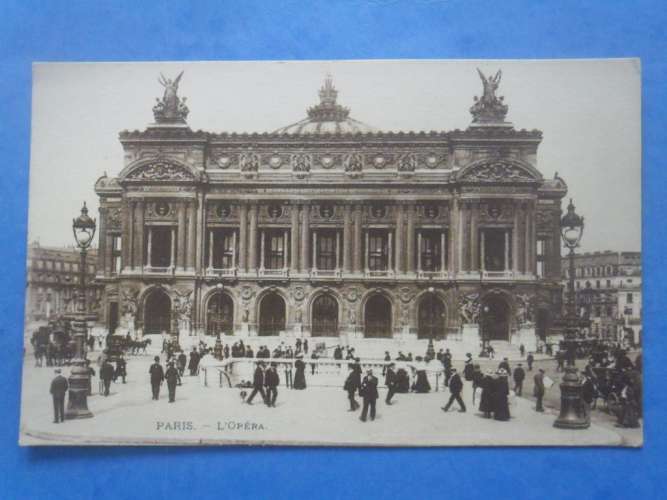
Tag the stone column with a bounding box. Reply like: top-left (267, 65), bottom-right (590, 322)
top-left (504, 229), bottom-right (510, 271)
top-left (530, 201), bottom-right (536, 275)
top-left (248, 204), bottom-right (258, 271)
top-left (524, 202), bottom-right (531, 274)
top-left (187, 200), bottom-right (196, 271)
top-left (128, 201), bottom-right (135, 270)
top-left (146, 227), bottom-right (153, 267)
top-left (239, 203), bottom-right (247, 271)
top-left (388, 231), bottom-right (393, 271)
top-left (450, 198), bottom-right (458, 273)
top-left (177, 201), bottom-right (187, 270)
top-left (459, 202), bottom-right (468, 271)
top-left (260, 230), bottom-right (265, 270)
top-left (440, 231), bottom-right (446, 271)
top-left (353, 205), bottom-right (362, 272)
top-left (395, 204), bottom-right (404, 274)
top-left (342, 204), bottom-right (351, 272)
top-left (417, 231), bottom-right (422, 272)
top-left (470, 202), bottom-right (478, 271)
top-left (290, 204), bottom-right (299, 271)
top-left (512, 201), bottom-right (520, 273)
top-left (208, 230), bottom-right (214, 269)
top-left (98, 207), bottom-right (107, 274)
top-left (336, 231), bottom-right (341, 270)
top-left (135, 201), bottom-right (144, 269)
top-left (312, 231), bottom-right (318, 270)
top-left (480, 230), bottom-right (485, 271)
top-left (300, 204), bottom-right (310, 271)
top-left (170, 228), bottom-right (176, 268)
top-left (364, 231), bottom-right (370, 271)
top-left (406, 204), bottom-right (415, 273)
top-left (283, 230), bottom-right (289, 269)
top-left (104, 234), bottom-right (113, 276)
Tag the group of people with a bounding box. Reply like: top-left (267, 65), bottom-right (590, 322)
top-left (343, 360), bottom-right (380, 422)
top-left (243, 357), bottom-right (307, 407)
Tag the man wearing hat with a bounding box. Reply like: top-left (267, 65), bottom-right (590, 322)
top-left (49, 368), bottom-right (68, 423)
top-left (149, 356), bottom-right (165, 400)
top-left (513, 363), bottom-right (526, 396)
top-left (533, 368), bottom-right (546, 412)
top-left (165, 360), bottom-right (181, 403)
top-left (442, 367), bottom-right (466, 413)
top-left (246, 361), bottom-right (267, 405)
top-left (264, 362), bottom-right (280, 407)
top-left (385, 362), bottom-right (397, 405)
top-left (100, 356), bottom-right (116, 397)
top-left (359, 368), bottom-right (379, 422)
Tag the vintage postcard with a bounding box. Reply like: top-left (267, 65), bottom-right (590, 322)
top-left (19, 59), bottom-right (642, 446)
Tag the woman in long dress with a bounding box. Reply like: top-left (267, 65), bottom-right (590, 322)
top-left (479, 370), bottom-right (495, 418)
top-left (411, 357), bottom-right (431, 393)
top-left (493, 369), bottom-right (511, 421)
top-left (293, 355), bottom-right (307, 390)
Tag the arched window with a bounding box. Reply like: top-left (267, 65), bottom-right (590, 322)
top-left (364, 294), bottom-right (392, 338)
top-left (311, 294), bottom-right (339, 337)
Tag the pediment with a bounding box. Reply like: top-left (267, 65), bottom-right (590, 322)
top-left (457, 158), bottom-right (542, 184)
top-left (120, 159), bottom-right (202, 184)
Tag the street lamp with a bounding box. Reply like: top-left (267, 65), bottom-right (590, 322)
top-left (214, 283), bottom-right (224, 360)
top-left (554, 199), bottom-right (590, 429)
top-left (66, 202), bottom-right (96, 419)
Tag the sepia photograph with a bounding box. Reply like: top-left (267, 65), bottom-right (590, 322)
top-left (19, 59), bottom-right (642, 447)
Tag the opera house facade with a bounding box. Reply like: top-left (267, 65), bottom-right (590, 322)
top-left (94, 72), bottom-right (567, 354)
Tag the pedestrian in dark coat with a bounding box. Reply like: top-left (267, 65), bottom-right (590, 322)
top-left (246, 362), bottom-right (267, 404)
top-left (442, 368), bottom-right (466, 412)
top-left (463, 354), bottom-right (474, 382)
top-left (100, 359), bottom-right (115, 397)
top-left (442, 352), bottom-right (452, 387)
top-left (188, 349), bottom-right (200, 376)
top-left (165, 361), bottom-right (181, 403)
top-left (177, 352), bottom-right (187, 377)
top-left (513, 364), bottom-right (526, 396)
top-left (533, 368), bottom-right (545, 412)
top-left (115, 354), bottom-right (127, 384)
top-left (50, 369), bottom-right (68, 423)
top-left (527, 352), bottom-right (534, 371)
top-left (359, 369), bottom-right (379, 422)
top-left (303, 339), bottom-right (309, 354)
top-left (149, 356), bottom-right (164, 400)
top-left (265, 362), bottom-right (280, 407)
top-left (498, 358), bottom-right (510, 375)
top-left (344, 365), bottom-right (360, 411)
top-left (385, 363), bottom-right (397, 405)
top-left (493, 370), bottom-right (511, 421)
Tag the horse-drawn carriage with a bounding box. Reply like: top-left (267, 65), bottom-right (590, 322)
top-left (30, 321), bottom-right (76, 366)
top-left (105, 334), bottom-right (152, 360)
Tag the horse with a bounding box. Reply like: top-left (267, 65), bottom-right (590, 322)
top-left (129, 339), bottom-right (152, 355)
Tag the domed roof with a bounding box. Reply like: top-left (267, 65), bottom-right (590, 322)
top-left (273, 75), bottom-right (376, 135)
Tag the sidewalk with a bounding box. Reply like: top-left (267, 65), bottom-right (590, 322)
top-left (20, 355), bottom-right (624, 447)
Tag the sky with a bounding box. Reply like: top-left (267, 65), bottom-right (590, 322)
top-left (28, 59), bottom-right (641, 252)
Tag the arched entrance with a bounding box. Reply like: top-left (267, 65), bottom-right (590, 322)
top-left (418, 294), bottom-right (446, 339)
top-left (535, 308), bottom-right (550, 341)
top-left (311, 294), bottom-right (339, 337)
top-left (144, 288), bottom-right (171, 335)
top-left (364, 294), bottom-right (392, 338)
top-left (206, 292), bottom-right (234, 336)
top-left (480, 294), bottom-right (511, 342)
top-left (258, 293), bottom-right (286, 336)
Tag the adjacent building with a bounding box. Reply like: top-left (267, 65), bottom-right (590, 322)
top-left (562, 251), bottom-right (642, 345)
top-left (94, 71), bottom-right (567, 353)
top-left (25, 241), bottom-right (101, 322)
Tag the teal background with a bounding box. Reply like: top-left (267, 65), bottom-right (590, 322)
top-left (0, 1), bottom-right (663, 498)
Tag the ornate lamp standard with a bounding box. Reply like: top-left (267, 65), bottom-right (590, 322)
top-left (65, 202), bottom-right (96, 419)
top-left (554, 199), bottom-right (590, 429)
top-left (213, 283), bottom-right (224, 360)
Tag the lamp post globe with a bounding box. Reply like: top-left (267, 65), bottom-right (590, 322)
top-left (66, 202), bottom-right (96, 420)
top-left (554, 198), bottom-right (590, 430)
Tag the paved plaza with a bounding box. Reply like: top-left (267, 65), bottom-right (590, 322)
top-left (20, 348), bottom-right (638, 447)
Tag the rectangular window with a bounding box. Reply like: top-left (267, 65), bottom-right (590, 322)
top-left (368, 231), bottom-right (388, 271)
top-left (481, 228), bottom-right (510, 271)
top-left (627, 293), bottom-right (633, 304)
top-left (150, 227), bottom-right (172, 268)
top-left (596, 280), bottom-right (600, 289)
top-left (111, 235), bottom-right (122, 274)
top-left (267, 231), bottom-right (285, 269)
top-left (209, 230), bottom-right (236, 269)
top-left (316, 231), bottom-right (337, 270)
top-left (536, 238), bottom-right (547, 277)
top-left (46, 261), bottom-right (53, 270)
top-left (55, 262), bottom-right (62, 271)
top-left (419, 230), bottom-right (442, 272)
top-left (606, 279), bottom-right (611, 288)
